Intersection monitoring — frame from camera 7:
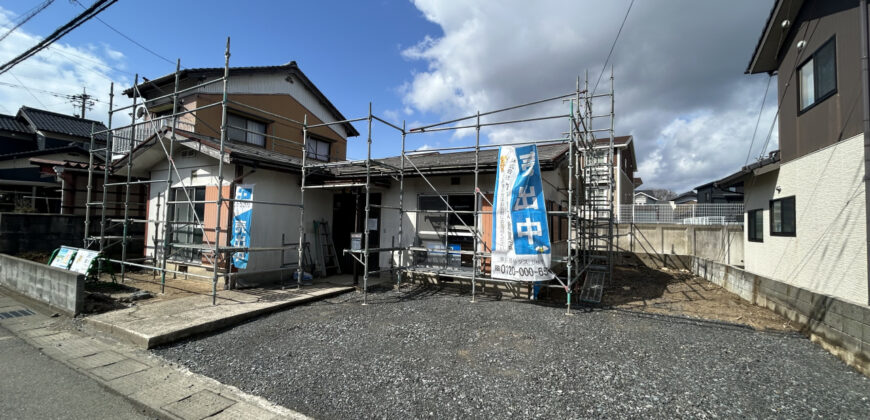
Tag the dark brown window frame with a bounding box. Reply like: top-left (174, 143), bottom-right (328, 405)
top-left (769, 196), bottom-right (796, 237)
top-left (797, 36), bottom-right (837, 115)
top-left (747, 208), bottom-right (764, 242)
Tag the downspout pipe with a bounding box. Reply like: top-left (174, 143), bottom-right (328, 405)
top-left (860, 0), bottom-right (870, 306)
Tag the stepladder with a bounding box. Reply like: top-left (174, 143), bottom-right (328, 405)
top-left (314, 220), bottom-right (342, 277)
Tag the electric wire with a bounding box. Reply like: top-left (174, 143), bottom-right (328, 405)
top-left (0, 0), bottom-right (56, 44)
top-left (0, 0), bottom-right (119, 76)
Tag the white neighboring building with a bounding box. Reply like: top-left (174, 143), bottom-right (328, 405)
top-left (736, 0), bottom-right (868, 306)
top-left (633, 190), bottom-right (658, 205)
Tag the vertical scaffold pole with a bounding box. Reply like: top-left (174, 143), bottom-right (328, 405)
top-left (121, 75), bottom-right (138, 282)
top-left (212, 38), bottom-right (231, 306)
top-left (159, 59), bottom-right (181, 294)
top-left (99, 84), bottom-right (114, 254)
top-left (471, 111), bottom-right (480, 303)
top-left (566, 100), bottom-right (575, 316)
top-left (609, 66), bottom-right (615, 289)
top-left (397, 121), bottom-right (405, 289)
top-left (362, 102), bottom-right (372, 305)
top-left (84, 122), bottom-right (96, 245)
top-left (297, 114), bottom-right (308, 290)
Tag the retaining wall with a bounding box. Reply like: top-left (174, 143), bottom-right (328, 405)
top-left (0, 253), bottom-right (84, 315)
top-left (692, 256), bottom-right (870, 375)
top-left (616, 223), bottom-right (743, 266)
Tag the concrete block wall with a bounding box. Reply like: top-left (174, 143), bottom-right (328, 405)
top-left (0, 253), bottom-right (84, 315)
top-left (692, 257), bottom-right (869, 376)
top-left (616, 223), bottom-right (743, 266)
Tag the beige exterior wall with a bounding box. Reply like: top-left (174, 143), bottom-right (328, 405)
top-left (744, 133), bottom-right (868, 306)
top-left (192, 93), bottom-right (347, 162)
top-left (145, 151), bottom-right (331, 284)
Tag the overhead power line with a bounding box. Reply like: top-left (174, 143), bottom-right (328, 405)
top-left (0, 0), bottom-right (56, 44)
top-left (71, 0), bottom-right (176, 67)
top-left (592, 0), bottom-right (635, 94)
top-left (0, 0), bottom-right (119, 76)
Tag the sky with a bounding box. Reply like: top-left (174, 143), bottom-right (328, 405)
top-left (0, 0), bottom-right (778, 193)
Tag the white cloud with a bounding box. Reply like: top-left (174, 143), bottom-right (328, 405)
top-left (0, 6), bottom-right (128, 122)
top-left (401, 0), bottom-right (777, 192)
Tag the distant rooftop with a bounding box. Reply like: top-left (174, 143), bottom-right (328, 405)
top-left (17, 106), bottom-right (108, 141)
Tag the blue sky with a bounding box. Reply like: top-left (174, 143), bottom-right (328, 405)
top-left (0, 1), bottom-right (777, 192)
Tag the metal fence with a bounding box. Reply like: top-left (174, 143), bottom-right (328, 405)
top-left (617, 203), bottom-right (744, 225)
top-left (111, 117), bottom-right (196, 153)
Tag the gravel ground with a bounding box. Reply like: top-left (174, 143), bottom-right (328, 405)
top-left (155, 285), bottom-right (870, 419)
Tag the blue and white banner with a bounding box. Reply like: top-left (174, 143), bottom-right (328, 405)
top-left (491, 145), bottom-right (553, 281)
top-left (231, 184), bottom-right (254, 269)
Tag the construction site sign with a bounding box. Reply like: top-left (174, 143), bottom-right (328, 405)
top-left (491, 145), bottom-right (553, 281)
top-left (232, 184), bottom-right (254, 269)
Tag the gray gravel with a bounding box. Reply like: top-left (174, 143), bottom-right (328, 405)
top-left (155, 285), bottom-right (870, 419)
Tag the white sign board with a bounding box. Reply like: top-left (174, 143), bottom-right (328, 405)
top-left (69, 249), bottom-right (100, 275)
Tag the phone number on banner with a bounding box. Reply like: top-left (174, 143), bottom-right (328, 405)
top-left (492, 263), bottom-right (549, 279)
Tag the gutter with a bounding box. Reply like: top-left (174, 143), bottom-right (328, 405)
top-left (861, 0), bottom-right (870, 306)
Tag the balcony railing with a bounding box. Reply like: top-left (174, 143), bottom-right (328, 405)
top-left (111, 117), bottom-right (196, 154)
top-left (617, 203), bottom-right (744, 225)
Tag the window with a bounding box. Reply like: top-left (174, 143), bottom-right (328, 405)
top-left (169, 187), bottom-right (206, 261)
top-left (416, 194), bottom-right (475, 268)
top-left (798, 38), bottom-right (836, 111)
top-left (306, 137), bottom-right (331, 161)
top-left (748, 209), bottom-right (764, 242)
top-left (769, 196), bottom-right (796, 236)
top-left (227, 113), bottom-right (266, 146)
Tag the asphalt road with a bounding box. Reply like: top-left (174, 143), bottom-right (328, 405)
top-left (0, 323), bottom-right (152, 420)
top-left (156, 285), bottom-right (870, 419)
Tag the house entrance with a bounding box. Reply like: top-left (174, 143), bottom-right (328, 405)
top-left (332, 191), bottom-right (381, 273)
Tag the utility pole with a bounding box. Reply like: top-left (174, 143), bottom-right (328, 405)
top-left (70, 87), bottom-right (95, 118)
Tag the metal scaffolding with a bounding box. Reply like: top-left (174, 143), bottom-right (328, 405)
top-left (83, 39), bottom-right (617, 308)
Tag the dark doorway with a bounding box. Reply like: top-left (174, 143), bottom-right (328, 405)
top-left (332, 191), bottom-right (381, 273)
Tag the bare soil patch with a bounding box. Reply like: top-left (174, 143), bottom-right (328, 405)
top-left (604, 265), bottom-right (796, 332)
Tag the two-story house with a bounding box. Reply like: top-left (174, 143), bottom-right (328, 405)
top-left (738, 0), bottom-right (868, 306)
top-left (115, 62), bottom-right (359, 286)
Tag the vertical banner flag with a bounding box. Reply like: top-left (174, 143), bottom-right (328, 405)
top-left (492, 145), bottom-right (553, 281)
top-left (231, 184), bottom-right (254, 269)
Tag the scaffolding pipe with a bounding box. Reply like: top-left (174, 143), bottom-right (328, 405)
top-left (362, 102), bottom-right (372, 305)
top-left (120, 74), bottom-right (138, 282)
top-left (471, 111), bottom-right (480, 303)
top-left (296, 114), bottom-right (308, 291)
top-left (406, 113), bottom-right (568, 134)
top-left (397, 120), bottom-right (405, 289)
top-left (160, 59), bottom-right (181, 294)
top-left (408, 91), bottom-right (577, 132)
top-left (211, 38), bottom-right (231, 305)
top-left (83, 122), bottom-right (96, 246)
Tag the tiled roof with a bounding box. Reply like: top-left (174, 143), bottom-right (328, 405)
top-left (18, 106), bottom-right (108, 140)
top-left (0, 114), bottom-right (31, 134)
top-left (333, 143), bottom-right (570, 177)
